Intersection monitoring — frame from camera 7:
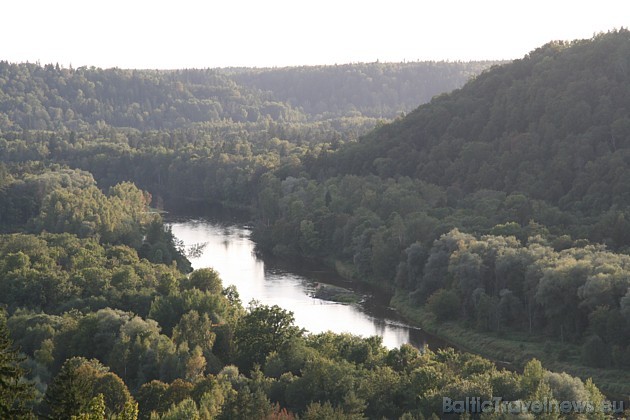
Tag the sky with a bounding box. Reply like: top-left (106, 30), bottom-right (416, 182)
top-left (3, 0), bottom-right (629, 69)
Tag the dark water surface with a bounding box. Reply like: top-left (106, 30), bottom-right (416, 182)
top-left (170, 218), bottom-right (449, 350)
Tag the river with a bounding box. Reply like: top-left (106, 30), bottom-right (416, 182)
top-left (169, 218), bottom-right (448, 350)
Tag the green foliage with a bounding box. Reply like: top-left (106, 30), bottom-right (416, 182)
top-left (136, 380), bottom-right (168, 419)
top-left (159, 398), bottom-right (199, 420)
top-left (43, 357), bottom-right (137, 419)
top-left (33, 180), bottom-right (149, 242)
top-left (0, 61), bottom-right (493, 132)
top-left (581, 335), bottom-right (611, 368)
top-left (172, 310), bottom-right (216, 356)
top-left (43, 357), bottom-right (106, 419)
top-left (93, 372), bottom-right (135, 417)
top-left (0, 166), bottom-right (95, 228)
top-left (186, 268), bottom-right (223, 294)
top-left (71, 394), bottom-right (106, 420)
top-left (521, 359), bottom-right (544, 398)
top-left (0, 233), bottom-right (185, 314)
top-left (321, 30), bottom-right (630, 247)
top-left (232, 62), bottom-right (497, 120)
top-left (302, 401), bottom-right (361, 419)
top-left (399, 228), bottom-right (630, 363)
top-left (71, 393), bottom-right (137, 420)
top-left (0, 309), bottom-right (34, 419)
top-left (0, 31), bottom-right (627, 419)
top-left (426, 289), bottom-right (461, 321)
top-left (235, 304), bottom-right (303, 372)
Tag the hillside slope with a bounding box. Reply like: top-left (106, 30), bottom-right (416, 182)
top-left (328, 30), bottom-right (630, 233)
top-left (228, 61), bottom-right (496, 118)
top-left (0, 61), bottom-right (494, 132)
top-left (246, 31), bottom-right (630, 396)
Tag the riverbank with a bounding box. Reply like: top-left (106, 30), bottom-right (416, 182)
top-left (319, 255), bottom-right (630, 400)
top-left (176, 218), bottom-right (630, 400)
top-left (169, 219), bottom-right (433, 349)
top-left (321, 254), bottom-right (630, 399)
top-left (390, 291), bottom-right (630, 400)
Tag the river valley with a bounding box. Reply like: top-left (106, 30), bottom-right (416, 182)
top-left (170, 218), bottom-right (447, 350)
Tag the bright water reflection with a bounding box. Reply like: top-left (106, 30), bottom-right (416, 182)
top-left (170, 219), bottom-right (439, 349)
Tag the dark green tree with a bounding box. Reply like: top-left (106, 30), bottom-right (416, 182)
top-left (186, 268), bottom-right (223, 294)
top-left (42, 357), bottom-right (105, 419)
top-left (234, 304), bottom-right (303, 372)
top-left (426, 289), bottom-right (461, 321)
top-left (0, 310), bottom-right (34, 419)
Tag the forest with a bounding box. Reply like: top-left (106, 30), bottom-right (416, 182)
top-left (0, 186), bottom-right (618, 418)
top-left (1, 32), bottom-right (630, 418)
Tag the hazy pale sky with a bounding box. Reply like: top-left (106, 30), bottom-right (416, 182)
top-left (3, 0), bottom-right (629, 69)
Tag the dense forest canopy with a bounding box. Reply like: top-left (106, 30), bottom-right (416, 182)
top-left (247, 30), bottom-right (630, 397)
top-left (0, 60), bottom-right (494, 132)
top-left (1, 31), bottom-right (630, 418)
top-left (227, 62), bottom-right (495, 119)
top-left (326, 31), bottom-right (630, 221)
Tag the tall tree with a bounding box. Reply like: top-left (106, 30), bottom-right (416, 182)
top-left (0, 309), bottom-right (34, 419)
top-left (42, 357), bottom-right (103, 419)
top-left (235, 304), bottom-right (303, 372)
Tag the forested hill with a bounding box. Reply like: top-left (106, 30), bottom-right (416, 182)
top-left (1, 32), bottom-right (630, 416)
top-left (245, 31), bottom-right (630, 397)
top-left (327, 29), bottom-right (630, 218)
top-left (227, 61), bottom-right (495, 119)
top-left (0, 60), bottom-right (495, 132)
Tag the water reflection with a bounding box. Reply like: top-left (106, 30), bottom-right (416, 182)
top-left (170, 219), bottom-right (435, 349)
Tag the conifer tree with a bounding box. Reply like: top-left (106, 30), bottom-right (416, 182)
top-left (0, 309), bottom-right (34, 419)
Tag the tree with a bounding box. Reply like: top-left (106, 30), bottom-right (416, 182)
top-left (70, 393), bottom-right (137, 420)
top-left (235, 304), bottom-right (303, 372)
top-left (43, 357), bottom-right (105, 419)
top-left (71, 394), bottom-right (106, 420)
top-left (92, 372), bottom-right (135, 417)
top-left (185, 346), bottom-right (207, 381)
top-left (160, 398), bottom-right (200, 420)
top-left (535, 259), bottom-right (589, 340)
top-left (219, 385), bottom-right (276, 420)
top-left (520, 359), bottom-right (544, 398)
top-left (195, 377), bottom-right (226, 419)
top-left (283, 356), bottom-right (359, 413)
top-left (172, 310), bottom-right (216, 355)
top-left (385, 343), bottom-right (421, 372)
top-left (162, 379), bottom-right (194, 412)
top-left (136, 380), bottom-right (168, 419)
top-left (299, 220), bottom-right (321, 254)
top-left (302, 401), bottom-right (362, 420)
top-left (426, 289), bottom-right (461, 321)
top-left (187, 268), bottom-right (223, 294)
top-left (473, 289), bottom-right (498, 331)
top-left (399, 242), bottom-right (428, 290)
top-left (43, 357), bottom-right (135, 419)
top-left (0, 310), bottom-right (34, 419)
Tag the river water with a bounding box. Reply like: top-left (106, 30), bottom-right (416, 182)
top-left (170, 218), bottom-right (447, 350)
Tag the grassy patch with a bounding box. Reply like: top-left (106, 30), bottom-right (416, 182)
top-left (312, 282), bottom-right (361, 304)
